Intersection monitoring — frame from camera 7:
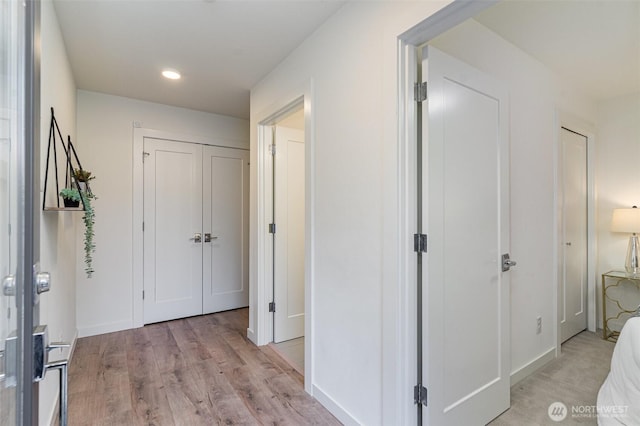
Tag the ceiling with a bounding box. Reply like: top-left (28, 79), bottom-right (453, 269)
top-left (53, 1), bottom-right (639, 120)
top-left (53, 0), bottom-right (345, 119)
top-left (475, 0), bottom-right (640, 102)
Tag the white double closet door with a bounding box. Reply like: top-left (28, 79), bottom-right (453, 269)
top-left (143, 137), bottom-right (249, 324)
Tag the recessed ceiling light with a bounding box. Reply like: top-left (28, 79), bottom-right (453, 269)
top-left (162, 69), bottom-right (181, 80)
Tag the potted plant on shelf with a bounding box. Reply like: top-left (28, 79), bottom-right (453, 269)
top-left (59, 187), bottom-right (81, 208)
top-left (61, 167), bottom-right (97, 278)
top-left (74, 168), bottom-right (94, 193)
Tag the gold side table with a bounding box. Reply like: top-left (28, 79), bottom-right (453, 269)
top-left (602, 270), bottom-right (640, 342)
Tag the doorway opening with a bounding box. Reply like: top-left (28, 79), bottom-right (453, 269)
top-left (268, 104), bottom-right (306, 375)
top-left (254, 92), bottom-right (313, 390)
top-left (399, 1), bottom-right (603, 423)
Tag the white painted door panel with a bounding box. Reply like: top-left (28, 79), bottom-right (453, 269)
top-left (143, 138), bottom-right (203, 323)
top-left (274, 127), bottom-right (305, 343)
top-left (422, 46), bottom-right (510, 425)
top-left (202, 146), bottom-right (249, 313)
top-left (560, 128), bottom-right (588, 342)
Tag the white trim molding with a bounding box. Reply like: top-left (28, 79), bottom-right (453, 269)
top-left (510, 347), bottom-right (556, 386)
top-left (250, 79), bottom-right (315, 394)
top-left (312, 384), bottom-right (360, 426)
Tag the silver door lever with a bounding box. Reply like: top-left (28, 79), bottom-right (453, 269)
top-left (204, 233), bottom-right (218, 243)
top-left (502, 253), bottom-right (517, 272)
top-left (190, 233), bottom-right (202, 243)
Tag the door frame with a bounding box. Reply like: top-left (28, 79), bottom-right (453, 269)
top-left (395, 1), bottom-right (499, 423)
top-left (554, 112), bottom-right (597, 353)
top-left (251, 82), bottom-right (313, 393)
top-left (17, 0), bottom-right (41, 423)
top-left (132, 128), bottom-right (248, 328)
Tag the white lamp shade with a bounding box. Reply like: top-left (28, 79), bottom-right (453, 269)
top-left (611, 208), bottom-right (640, 233)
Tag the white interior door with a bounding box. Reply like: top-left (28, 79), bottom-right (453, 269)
top-left (202, 146), bottom-right (249, 313)
top-left (422, 46), bottom-right (510, 425)
top-left (560, 128), bottom-right (588, 342)
top-left (273, 126), bottom-right (305, 343)
top-left (143, 138), bottom-right (203, 324)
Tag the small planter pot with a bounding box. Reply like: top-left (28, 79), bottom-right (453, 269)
top-left (63, 198), bottom-right (80, 208)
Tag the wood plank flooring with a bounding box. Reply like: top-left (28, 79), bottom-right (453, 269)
top-left (67, 309), bottom-right (615, 426)
top-left (67, 309), bottom-right (340, 426)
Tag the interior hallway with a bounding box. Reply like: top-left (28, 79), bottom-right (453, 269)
top-left (66, 308), bottom-right (338, 425)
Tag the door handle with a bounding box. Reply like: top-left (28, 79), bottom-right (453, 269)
top-left (190, 233), bottom-right (202, 243)
top-left (2, 275), bottom-right (15, 296)
top-left (502, 253), bottom-right (517, 272)
top-left (35, 272), bottom-right (51, 294)
top-left (204, 233), bottom-right (218, 243)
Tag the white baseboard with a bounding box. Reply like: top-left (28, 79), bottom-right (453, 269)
top-left (312, 384), bottom-right (360, 425)
top-left (77, 320), bottom-right (133, 338)
top-left (246, 327), bottom-right (256, 344)
top-left (510, 347), bottom-right (556, 386)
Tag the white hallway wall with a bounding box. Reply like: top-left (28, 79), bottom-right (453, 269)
top-left (75, 91), bottom-right (248, 337)
top-left (39, 1), bottom-right (78, 424)
top-left (250, 4), bottom-right (598, 424)
top-left (250, 2), bottom-right (452, 424)
top-left (596, 93), bottom-right (640, 325)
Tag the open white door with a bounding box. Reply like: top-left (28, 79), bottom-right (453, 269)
top-left (202, 146), bottom-right (250, 313)
top-left (422, 46), bottom-right (511, 425)
top-left (143, 138), bottom-right (203, 323)
top-left (559, 127), bottom-right (588, 342)
top-left (273, 126), bottom-right (305, 343)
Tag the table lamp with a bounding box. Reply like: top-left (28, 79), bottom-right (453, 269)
top-left (611, 206), bottom-right (640, 276)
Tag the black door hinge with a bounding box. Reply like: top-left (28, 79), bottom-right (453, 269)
top-left (414, 234), bottom-right (427, 253)
top-left (414, 82), bottom-right (427, 102)
top-left (269, 223), bottom-right (276, 234)
top-left (414, 384), bottom-right (428, 406)
top-left (269, 302), bottom-right (276, 313)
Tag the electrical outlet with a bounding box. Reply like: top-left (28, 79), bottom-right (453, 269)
top-left (536, 316), bottom-right (542, 334)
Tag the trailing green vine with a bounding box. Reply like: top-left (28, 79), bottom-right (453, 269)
top-left (80, 190), bottom-right (96, 278)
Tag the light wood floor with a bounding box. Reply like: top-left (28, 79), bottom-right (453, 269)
top-left (67, 308), bottom-right (339, 425)
top-left (67, 309), bottom-right (614, 426)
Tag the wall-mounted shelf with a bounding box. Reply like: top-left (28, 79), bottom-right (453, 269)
top-left (42, 108), bottom-right (89, 211)
top-left (43, 207), bottom-right (83, 212)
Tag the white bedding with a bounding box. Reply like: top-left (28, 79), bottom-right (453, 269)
top-left (597, 317), bottom-right (640, 425)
